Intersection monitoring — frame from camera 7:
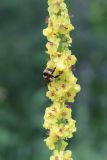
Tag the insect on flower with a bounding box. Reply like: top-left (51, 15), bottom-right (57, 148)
top-left (43, 67), bottom-right (61, 84)
top-left (43, 0), bottom-right (81, 158)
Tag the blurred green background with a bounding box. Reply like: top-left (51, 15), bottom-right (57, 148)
top-left (0, 0), bottom-right (107, 160)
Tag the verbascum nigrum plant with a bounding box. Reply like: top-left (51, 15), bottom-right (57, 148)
top-left (43, 0), bottom-right (81, 159)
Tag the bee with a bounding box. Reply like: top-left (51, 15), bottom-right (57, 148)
top-left (43, 67), bottom-right (61, 84)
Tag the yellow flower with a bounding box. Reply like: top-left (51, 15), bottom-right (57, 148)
top-left (46, 72), bottom-right (80, 102)
top-left (43, 102), bottom-right (60, 129)
top-left (44, 133), bottom-right (58, 150)
top-left (44, 102), bottom-right (76, 142)
top-left (64, 119), bottom-right (76, 138)
top-left (45, 129), bottom-right (69, 150)
top-left (46, 53), bottom-right (77, 73)
top-left (50, 119), bottom-right (76, 139)
top-left (50, 150), bottom-right (73, 160)
top-left (43, 103), bottom-right (72, 129)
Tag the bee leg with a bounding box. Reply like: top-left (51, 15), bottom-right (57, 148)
top-left (49, 67), bottom-right (56, 74)
top-left (54, 75), bottom-right (60, 78)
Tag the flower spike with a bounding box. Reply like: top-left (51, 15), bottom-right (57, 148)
top-left (43, 0), bottom-right (81, 159)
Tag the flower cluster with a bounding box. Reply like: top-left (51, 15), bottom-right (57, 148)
top-left (50, 150), bottom-right (73, 160)
top-left (43, 0), bottom-right (80, 159)
top-left (44, 102), bottom-right (76, 151)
